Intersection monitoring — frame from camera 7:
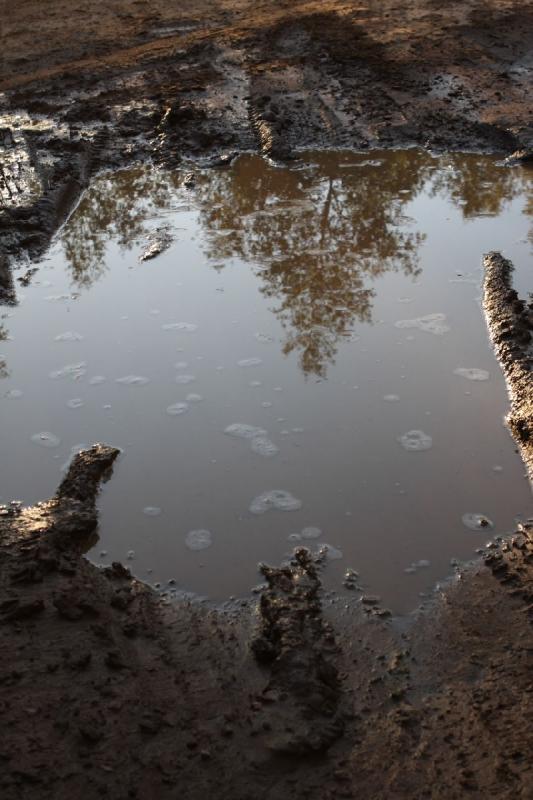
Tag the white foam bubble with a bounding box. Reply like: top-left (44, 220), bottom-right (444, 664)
top-left (67, 398), bottom-right (84, 409)
top-left (89, 375), bottom-right (106, 385)
top-left (224, 423), bottom-right (267, 440)
top-left (174, 361), bottom-right (189, 370)
top-left (31, 431), bottom-right (61, 448)
top-left (301, 526), bottom-right (322, 539)
top-left (162, 322), bottom-right (198, 332)
top-left (143, 506), bottom-right (162, 516)
top-left (49, 362), bottom-right (87, 380)
top-left (237, 357), bottom-right (263, 368)
top-left (383, 394), bottom-right (400, 402)
top-left (4, 389), bottom-right (23, 398)
top-left (185, 529), bottom-right (212, 551)
top-left (186, 393), bottom-right (203, 403)
top-left (250, 490), bottom-right (302, 515)
top-left (166, 402), bottom-right (189, 416)
top-left (395, 313), bottom-right (450, 335)
top-left (54, 331), bottom-right (84, 342)
top-left (453, 368), bottom-right (490, 381)
top-left (250, 436), bottom-right (279, 458)
top-left (116, 375), bottom-right (150, 386)
top-left (398, 430), bottom-right (433, 451)
top-left (175, 374), bottom-right (196, 385)
top-left (254, 333), bottom-right (274, 344)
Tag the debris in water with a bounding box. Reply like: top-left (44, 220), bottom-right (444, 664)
top-left (462, 513), bottom-right (494, 531)
top-left (453, 367), bottom-right (490, 381)
top-left (398, 430), bottom-right (433, 451)
top-left (185, 529), bottom-right (213, 551)
top-left (250, 490), bottom-right (302, 515)
top-left (139, 226), bottom-right (173, 261)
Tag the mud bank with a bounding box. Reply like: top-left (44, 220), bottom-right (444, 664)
top-left (1, 445), bottom-right (532, 799)
top-left (2, 0), bottom-right (533, 292)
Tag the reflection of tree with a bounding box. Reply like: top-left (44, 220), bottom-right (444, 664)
top-left (59, 151), bottom-right (533, 377)
top-left (195, 152), bottom-right (429, 375)
top-left (430, 155), bottom-right (532, 218)
top-left (61, 167), bottom-right (182, 288)
top-left (0, 324), bottom-right (9, 379)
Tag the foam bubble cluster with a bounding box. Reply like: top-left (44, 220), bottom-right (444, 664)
top-left (395, 313), bottom-right (450, 335)
top-left (185, 529), bottom-right (212, 551)
top-left (250, 490), bottom-right (302, 515)
top-left (453, 368), bottom-right (490, 381)
top-left (398, 430), bottom-right (433, 451)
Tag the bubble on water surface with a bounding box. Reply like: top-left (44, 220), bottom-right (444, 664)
top-left (395, 313), bottom-right (450, 335)
top-left (250, 490), bottom-right (302, 515)
top-left (250, 436), bottom-right (279, 458)
top-left (254, 333), bottom-right (274, 344)
top-left (4, 389), bottom-right (23, 398)
top-left (49, 362), bottom-right (87, 380)
top-left (186, 393), bottom-right (203, 403)
top-left (162, 322), bottom-right (198, 332)
top-left (175, 374), bottom-right (196, 385)
top-left (398, 430), bottom-right (433, 451)
top-left (249, 380), bottom-right (262, 387)
top-left (116, 375), bottom-right (150, 386)
top-left (383, 394), bottom-right (400, 402)
top-left (67, 398), bottom-right (84, 409)
top-left (453, 367), bottom-right (490, 381)
top-left (166, 402), bottom-right (189, 416)
top-left (301, 527), bottom-right (322, 540)
top-left (31, 431), bottom-right (61, 448)
top-left (54, 331), bottom-right (84, 342)
top-left (175, 361), bottom-right (189, 370)
top-left (143, 506), bottom-right (162, 516)
top-left (237, 357), bottom-right (262, 368)
top-left (462, 513), bottom-right (494, 531)
top-left (261, 401), bottom-right (273, 408)
top-left (224, 423), bottom-right (267, 440)
top-left (185, 529), bottom-right (212, 551)
top-left (89, 375), bottom-right (106, 385)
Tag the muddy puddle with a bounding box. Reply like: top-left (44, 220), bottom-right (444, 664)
top-left (1, 150), bottom-right (532, 612)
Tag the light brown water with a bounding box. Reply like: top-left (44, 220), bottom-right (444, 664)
top-left (1, 150), bottom-right (532, 612)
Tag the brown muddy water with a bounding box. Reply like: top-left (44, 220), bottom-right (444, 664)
top-left (1, 151), bottom-right (532, 613)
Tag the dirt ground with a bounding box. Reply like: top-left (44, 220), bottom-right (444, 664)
top-left (1, 2), bottom-right (533, 798)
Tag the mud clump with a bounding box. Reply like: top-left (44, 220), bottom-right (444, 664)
top-left (252, 548), bottom-right (344, 754)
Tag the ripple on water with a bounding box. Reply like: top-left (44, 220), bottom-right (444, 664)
top-left (453, 367), bottom-right (490, 381)
top-left (398, 430), bottom-right (433, 451)
top-left (395, 313), bottom-right (450, 335)
top-left (116, 375), bottom-right (149, 386)
top-left (185, 529), bottom-right (212, 551)
top-left (462, 513), bottom-right (494, 531)
top-left (166, 402), bottom-right (189, 416)
top-left (250, 490), bottom-right (302, 515)
top-left (31, 431), bottom-right (61, 448)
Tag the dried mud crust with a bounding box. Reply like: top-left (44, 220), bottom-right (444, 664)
top-left (1, 447), bottom-right (533, 799)
top-left (1, 0), bottom-right (533, 293)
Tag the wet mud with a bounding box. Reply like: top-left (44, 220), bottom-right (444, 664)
top-left (1, 1), bottom-right (533, 797)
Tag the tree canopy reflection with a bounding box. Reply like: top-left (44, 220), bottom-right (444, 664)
top-left (58, 151), bottom-right (533, 377)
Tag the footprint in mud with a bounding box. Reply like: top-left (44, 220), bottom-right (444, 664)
top-left (398, 430), bottom-right (433, 451)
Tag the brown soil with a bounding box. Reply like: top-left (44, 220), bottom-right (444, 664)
top-left (1, 2), bottom-right (533, 798)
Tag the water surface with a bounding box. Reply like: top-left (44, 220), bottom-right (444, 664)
top-left (1, 150), bottom-right (532, 612)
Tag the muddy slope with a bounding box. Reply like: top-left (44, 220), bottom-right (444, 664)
top-left (1, 445), bottom-right (532, 799)
top-left (2, 0), bottom-right (533, 294)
